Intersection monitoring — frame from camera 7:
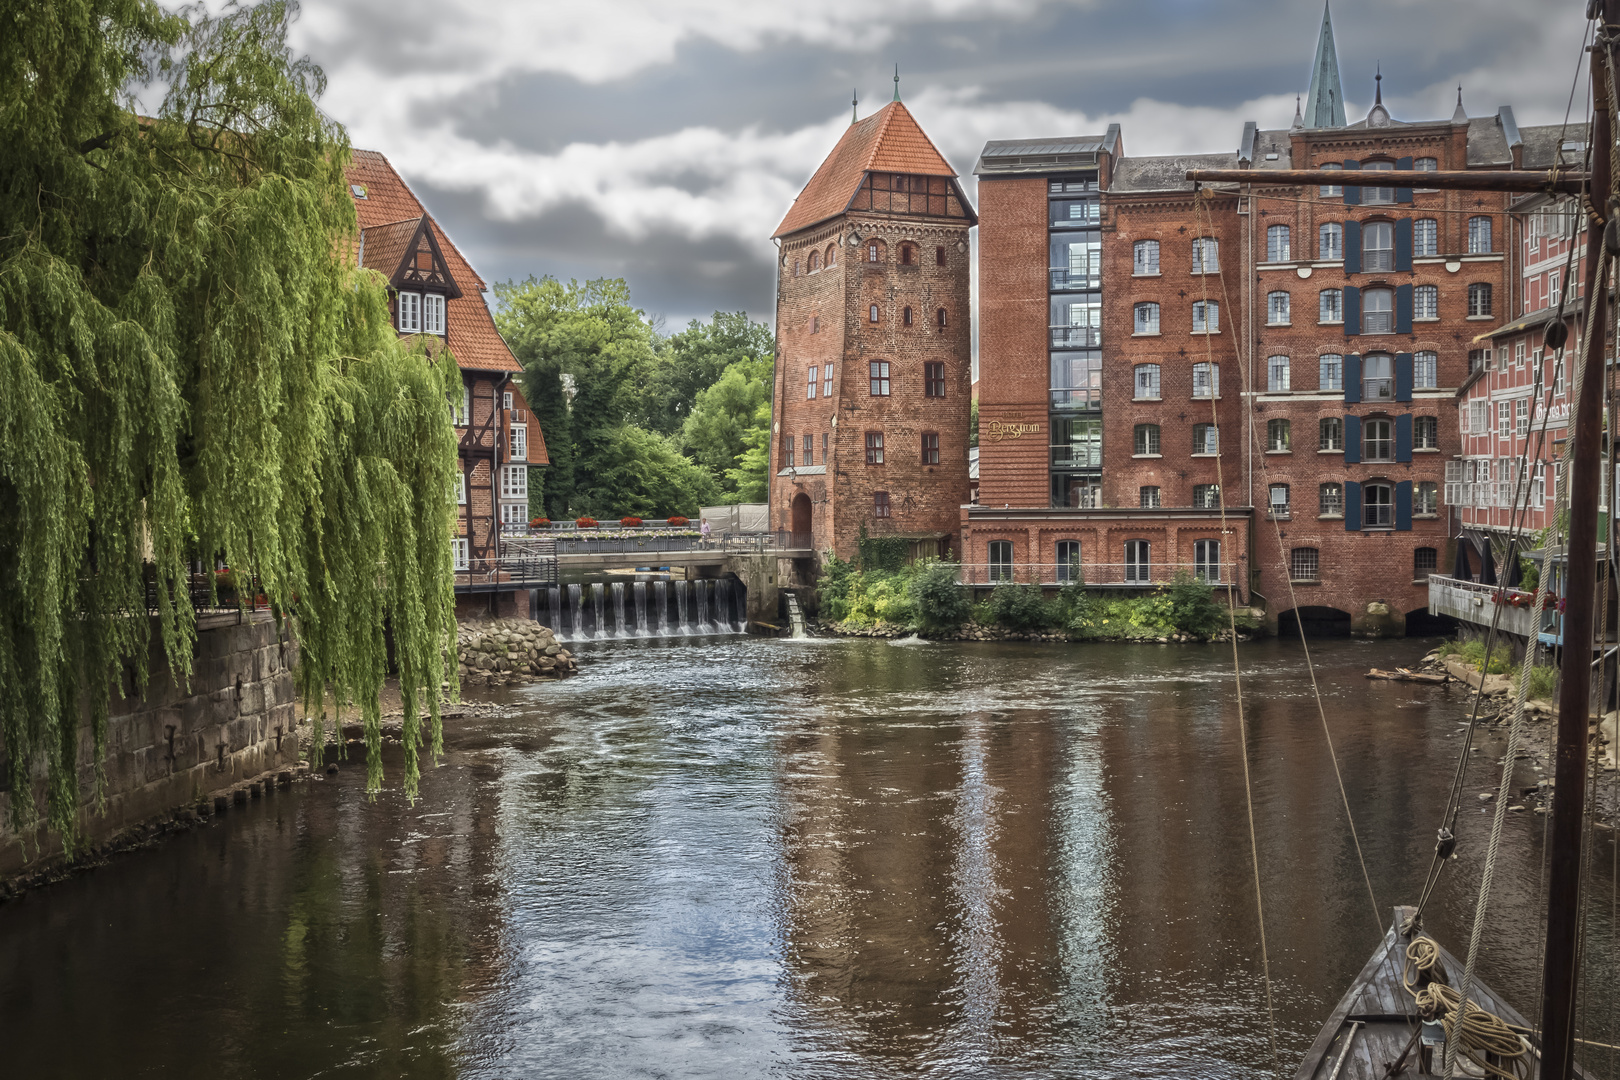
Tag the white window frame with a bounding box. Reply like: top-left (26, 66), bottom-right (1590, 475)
top-left (397, 291), bottom-right (422, 333)
top-left (1192, 362), bottom-right (1219, 399)
top-left (449, 386), bottom-right (470, 426)
top-left (1267, 354), bottom-right (1291, 392)
top-left (823, 365), bottom-right (834, 397)
top-left (1414, 351), bottom-right (1438, 389)
top-left (1194, 539), bottom-right (1222, 583)
top-left (1414, 285), bottom-right (1439, 321)
top-left (1267, 292), bottom-right (1290, 326)
top-left (500, 502), bottom-right (529, 526)
top-left (422, 293), bottom-right (446, 335)
top-left (1319, 223), bottom-right (1343, 260)
top-left (502, 391), bottom-right (513, 410)
top-left (1319, 353), bottom-right (1343, 391)
top-left (1192, 300), bottom-right (1219, 333)
top-left (1266, 225), bottom-right (1291, 262)
top-left (1269, 484), bottom-right (1291, 516)
top-left (455, 471), bottom-right (467, 505)
top-left (1134, 364), bottom-right (1161, 399)
top-left (807, 365), bottom-right (818, 399)
top-left (1191, 237), bottom-right (1219, 274)
top-left (501, 464), bottom-right (528, 499)
top-left (1414, 218), bottom-right (1439, 257)
top-left (509, 423), bottom-right (528, 461)
top-left (451, 538), bottom-right (469, 571)
top-left (1133, 240), bottom-right (1160, 275)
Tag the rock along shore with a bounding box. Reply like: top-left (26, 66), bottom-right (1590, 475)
top-left (456, 618), bottom-right (578, 684)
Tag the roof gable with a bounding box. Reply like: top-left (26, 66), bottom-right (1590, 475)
top-left (773, 101), bottom-right (964, 238)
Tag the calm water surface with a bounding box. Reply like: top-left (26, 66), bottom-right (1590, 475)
top-left (2, 636), bottom-right (1616, 1079)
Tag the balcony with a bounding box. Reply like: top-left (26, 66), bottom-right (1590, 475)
top-left (1050, 325), bottom-right (1101, 348)
top-left (1050, 266), bottom-right (1101, 290)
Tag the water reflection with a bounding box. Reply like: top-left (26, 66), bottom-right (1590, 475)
top-left (0, 637), bottom-right (1612, 1079)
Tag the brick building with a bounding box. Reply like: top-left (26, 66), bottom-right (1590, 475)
top-left (345, 150), bottom-right (548, 613)
top-left (769, 98), bottom-right (976, 562)
top-left (967, 4), bottom-right (1568, 634)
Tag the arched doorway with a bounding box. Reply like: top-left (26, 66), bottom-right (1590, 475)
top-left (1277, 606), bottom-right (1352, 638)
top-left (790, 493), bottom-right (811, 543)
top-left (1404, 607), bottom-right (1458, 637)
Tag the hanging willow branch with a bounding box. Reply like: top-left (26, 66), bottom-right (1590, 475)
top-left (0, 0), bottom-right (460, 847)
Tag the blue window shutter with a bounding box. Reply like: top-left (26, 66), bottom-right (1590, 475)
top-left (1396, 283), bottom-right (1414, 334)
top-left (1345, 481), bottom-right (1362, 530)
top-left (1395, 218), bottom-right (1413, 271)
top-left (1344, 286), bottom-right (1361, 337)
top-left (1395, 480), bottom-right (1413, 531)
top-left (1344, 221), bottom-right (1361, 274)
top-left (1344, 356), bottom-right (1362, 405)
top-left (1395, 352), bottom-right (1414, 402)
top-left (1342, 159), bottom-right (1362, 206)
top-left (1396, 156), bottom-right (1414, 203)
top-left (1344, 414), bottom-right (1362, 461)
top-left (1396, 412), bottom-right (1413, 461)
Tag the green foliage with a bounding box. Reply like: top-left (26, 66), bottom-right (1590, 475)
top-left (1439, 639), bottom-right (1512, 675)
top-left (0, 0), bottom-right (458, 844)
top-left (987, 584), bottom-right (1058, 631)
top-left (908, 560), bottom-right (972, 632)
top-left (1516, 664), bottom-right (1558, 701)
top-left (680, 356), bottom-right (770, 499)
top-left (645, 311), bottom-right (774, 435)
top-left (969, 397), bottom-right (979, 448)
top-left (1518, 558), bottom-right (1540, 593)
top-left (1166, 572), bottom-right (1228, 637)
top-left (857, 527), bottom-right (910, 573)
top-left (574, 424), bottom-right (718, 518)
top-left (723, 401), bottom-right (770, 502)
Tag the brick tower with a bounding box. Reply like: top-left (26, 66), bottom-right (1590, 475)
top-left (770, 95), bottom-right (977, 563)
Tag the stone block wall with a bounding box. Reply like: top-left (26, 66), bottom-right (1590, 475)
top-left (0, 612), bottom-right (302, 877)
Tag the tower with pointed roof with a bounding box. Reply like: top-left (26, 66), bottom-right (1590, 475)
top-left (770, 99), bottom-right (977, 562)
top-left (1304, 2), bottom-right (1346, 129)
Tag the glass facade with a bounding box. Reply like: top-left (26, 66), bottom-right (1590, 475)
top-left (1048, 173), bottom-right (1102, 506)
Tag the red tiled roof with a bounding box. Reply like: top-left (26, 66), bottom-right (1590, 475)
top-left (358, 216), bottom-right (423, 279)
top-left (773, 101), bottom-right (959, 238)
top-left (344, 149), bottom-right (522, 374)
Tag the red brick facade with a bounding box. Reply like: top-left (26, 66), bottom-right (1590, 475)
top-left (771, 103), bottom-right (976, 560)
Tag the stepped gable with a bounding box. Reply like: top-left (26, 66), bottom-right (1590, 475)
top-left (773, 100), bottom-right (961, 238)
top-left (344, 149), bottom-right (523, 376)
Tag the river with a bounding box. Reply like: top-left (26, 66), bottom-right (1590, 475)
top-left (1, 636), bottom-right (1615, 1078)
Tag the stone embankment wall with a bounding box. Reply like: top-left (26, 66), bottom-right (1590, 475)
top-left (0, 612), bottom-right (302, 877)
top-left (456, 619), bottom-right (577, 684)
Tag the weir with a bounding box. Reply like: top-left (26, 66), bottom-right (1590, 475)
top-left (545, 578), bottom-right (749, 640)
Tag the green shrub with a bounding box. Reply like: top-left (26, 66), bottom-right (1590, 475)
top-left (818, 552), bottom-right (856, 610)
top-left (909, 560), bottom-right (972, 632)
top-left (1167, 572), bottom-right (1227, 637)
top-left (988, 583), bottom-right (1056, 631)
top-left (1516, 664), bottom-right (1558, 701)
top-left (971, 600), bottom-right (994, 626)
top-left (1440, 639), bottom-right (1511, 674)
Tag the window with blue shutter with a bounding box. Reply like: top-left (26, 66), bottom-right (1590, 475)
top-left (1395, 157), bottom-right (1414, 203)
top-left (1396, 413), bottom-right (1413, 461)
top-left (1344, 414), bottom-right (1362, 461)
top-left (1343, 286), bottom-right (1361, 337)
top-left (1345, 480), bottom-right (1362, 530)
top-left (1395, 218), bottom-right (1413, 271)
top-left (1395, 480), bottom-right (1413, 530)
top-left (1344, 221), bottom-right (1361, 274)
top-left (1342, 160), bottom-right (1362, 206)
top-left (1396, 283), bottom-right (1413, 334)
top-left (1395, 352), bottom-right (1414, 402)
top-left (1343, 356), bottom-right (1362, 404)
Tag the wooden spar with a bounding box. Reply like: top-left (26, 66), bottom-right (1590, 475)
top-left (1537, 9), bottom-right (1612, 1077)
top-left (1182, 168), bottom-right (1587, 195)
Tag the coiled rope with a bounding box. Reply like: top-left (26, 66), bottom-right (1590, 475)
top-left (1403, 937), bottom-right (1531, 1080)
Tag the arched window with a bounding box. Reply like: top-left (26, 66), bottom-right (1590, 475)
top-left (1319, 353), bottom-right (1343, 390)
top-left (899, 242), bottom-right (917, 266)
top-left (1192, 362), bottom-right (1219, 398)
top-left (1414, 285), bottom-right (1438, 320)
top-left (1468, 216), bottom-right (1493, 254)
top-left (1415, 415), bottom-right (1438, 448)
top-left (1267, 291), bottom-right (1291, 325)
top-left (1134, 424), bottom-right (1161, 455)
top-left (1266, 418), bottom-right (1291, 452)
top-left (1194, 539), bottom-right (1221, 582)
top-left (1362, 353), bottom-right (1394, 399)
top-left (935, 246), bottom-right (946, 267)
top-left (1362, 288), bottom-right (1394, 334)
top-left (1192, 300), bottom-right (1219, 333)
top-left (1267, 224), bottom-right (1291, 262)
top-left (867, 239), bottom-right (886, 263)
top-left (1134, 364), bottom-right (1161, 399)
top-left (1414, 156), bottom-right (1438, 173)
top-left (1414, 546), bottom-right (1438, 578)
top-left (1191, 237), bottom-right (1219, 273)
top-left (1291, 548), bottom-right (1321, 581)
top-left (792, 259), bottom-right (800, 277)
top-left (989, 540), bottom-right (1014, 582)
top-left (1414, 351), bottom-right (1438, 389)
top-left (1134, 239), bottom-right (1160, 274)
top-left (1139, 487), bottom-right (1161, 510)
top-left (903, 306), bottom-right (913, 326)
top-left (806, 250), bottom-right (820, 272)
top-left (1056, 540), bottom-right (1082, 583)
top-left (826, 244), bottom-right (837, 267)
top-left (1416, 483), bottom-right (1439, 515)
top-left (1363, 417), bottom-right (1394, 460)
top-left (1269, 483), bottom-right (1291, 517)
top-left (1414, 218), bottom-right (1438, 256)
top-left (1362, 221), bottom-right (1394, 270)
top-left (1193, 484), bottom-right (1221, 509)
top-left (1319, 162), bottom-right (1343, 196)
top-left (1134, 302), bottom-right (1160, 334)
top-left (1364, 482), bottom-right (1394, 528)
top-left (1319, 483), bottom-right (1343, 517)
top-left (1192, 423), bottom-right (1218, 454)
top-left (1267, 354), bottom-right (1291, 392)
top-left (1319, 222), bottom-right (1343, 260)
top-left (869, 304), bottom-right (880, 324)
top-left (1319, 416), bottom-right (1343, 451)
top-left (1468, 283), bottom-right (1493, 317)
top-left (1361, 160), bottom-right (1395, 203)
top-left (1125, 540), bottom-right (1151, 582)
top-left (936, 307), bottom-right (948, 329)
top-left (1319, 289), bottom-right (1343, 324)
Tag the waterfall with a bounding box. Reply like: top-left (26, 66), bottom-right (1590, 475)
top-left (675, 580), bottom-right (689, 633)
top-left (549, 586), bottom-right (563, 638)
top-left (692, 580), bottom-right (707, 632)
top-left (633, 581), bottom-right (648, 635)
top-left (612, 582), bottom-right (628, 638)
top-left (654, 581), bottom-right (668, 635)
top-left (567, 584), bottom-right (583, 641)
top-left (716, 579), bottom-right (732, 631)
top-left (591, 583), bottom-right (605, 638)
top-left (732, 580), bottom-right (747, 629)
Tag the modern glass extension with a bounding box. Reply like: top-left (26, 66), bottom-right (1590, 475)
top-left (1048, 172), bottom-right (1103, 508)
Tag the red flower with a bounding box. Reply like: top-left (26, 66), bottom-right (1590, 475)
top-left (667, 516), bottom-right (689, 527)
top-left (620, 517), bottom-right (643, 527)
top-left (575, 517), bottom-right (598, 528)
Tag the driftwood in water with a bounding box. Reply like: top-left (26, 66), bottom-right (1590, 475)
top-left (1366, 668), bottom-right (1449, 685)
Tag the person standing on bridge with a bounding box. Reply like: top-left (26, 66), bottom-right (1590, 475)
top-left (700, 517), bottom-right (711, 547)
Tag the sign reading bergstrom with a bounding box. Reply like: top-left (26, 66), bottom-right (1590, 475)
top-left (986, 420), bottom-right (1042, 442)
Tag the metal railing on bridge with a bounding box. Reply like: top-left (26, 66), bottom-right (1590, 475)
top-left (536, 531), bottom-right (812, 557)
top-left (957, 562), bottom-right (1238, 588)
top-left (455, 556), bottom-right (559, 591)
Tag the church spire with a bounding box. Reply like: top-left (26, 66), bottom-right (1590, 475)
top-left (893, 64), bottom-right (900, 102)
top-left (852, 88), bottom-right (859, 125)
top-left (1303, 1), bottom-right (1346, 128)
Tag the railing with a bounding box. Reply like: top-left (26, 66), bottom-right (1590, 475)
top-left (1428, 574), bottom-right (1548, 639)
top-left (1050, 388), bottom-right (1102, 409)
top-left (454, 556), bottom-right (558, 589)
top-left (1049, 266), bottom-right (1101, 289)
top-left (958, 562), bottom-right (1237, 587)
top-left (1363, 377), bottom-right (1394, 400)
top-left (536, 531), bottom-right (813, 558)
top-left (1050, 325), bottom-right (1102, 348)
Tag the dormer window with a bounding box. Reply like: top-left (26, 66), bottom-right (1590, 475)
top-left (398, 291), bottom-right (421, 333)
top-left (423, 294), bottom-right (446, 335)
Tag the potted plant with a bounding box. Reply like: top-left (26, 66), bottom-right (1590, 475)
top-left (575, 516), bottom-right (598, 528)
top-left (530, 517), bottom-right (550, 528)
top-left (620, 516), bottom-right (643, 527)
top-left (667, 516), bottom-right (689, 527)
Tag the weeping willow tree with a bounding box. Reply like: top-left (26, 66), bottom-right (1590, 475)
top-left (0, 0), bottom-right (460, 849)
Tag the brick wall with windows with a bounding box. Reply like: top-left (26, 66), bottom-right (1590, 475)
top-left (770, 101), bottom-right (976, 560)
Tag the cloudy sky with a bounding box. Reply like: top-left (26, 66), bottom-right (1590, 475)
top-left (290, 0), bottom-right (1591, 332)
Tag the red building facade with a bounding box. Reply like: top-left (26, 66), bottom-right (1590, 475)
top-left (770, 101), bottom-right (976, 562)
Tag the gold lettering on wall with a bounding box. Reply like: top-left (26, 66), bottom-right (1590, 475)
top-left (986, 420), bottom-right (1043, 442)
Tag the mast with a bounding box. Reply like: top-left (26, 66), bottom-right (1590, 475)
top-left (1536, 4), bottom-right (1612, 1073)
